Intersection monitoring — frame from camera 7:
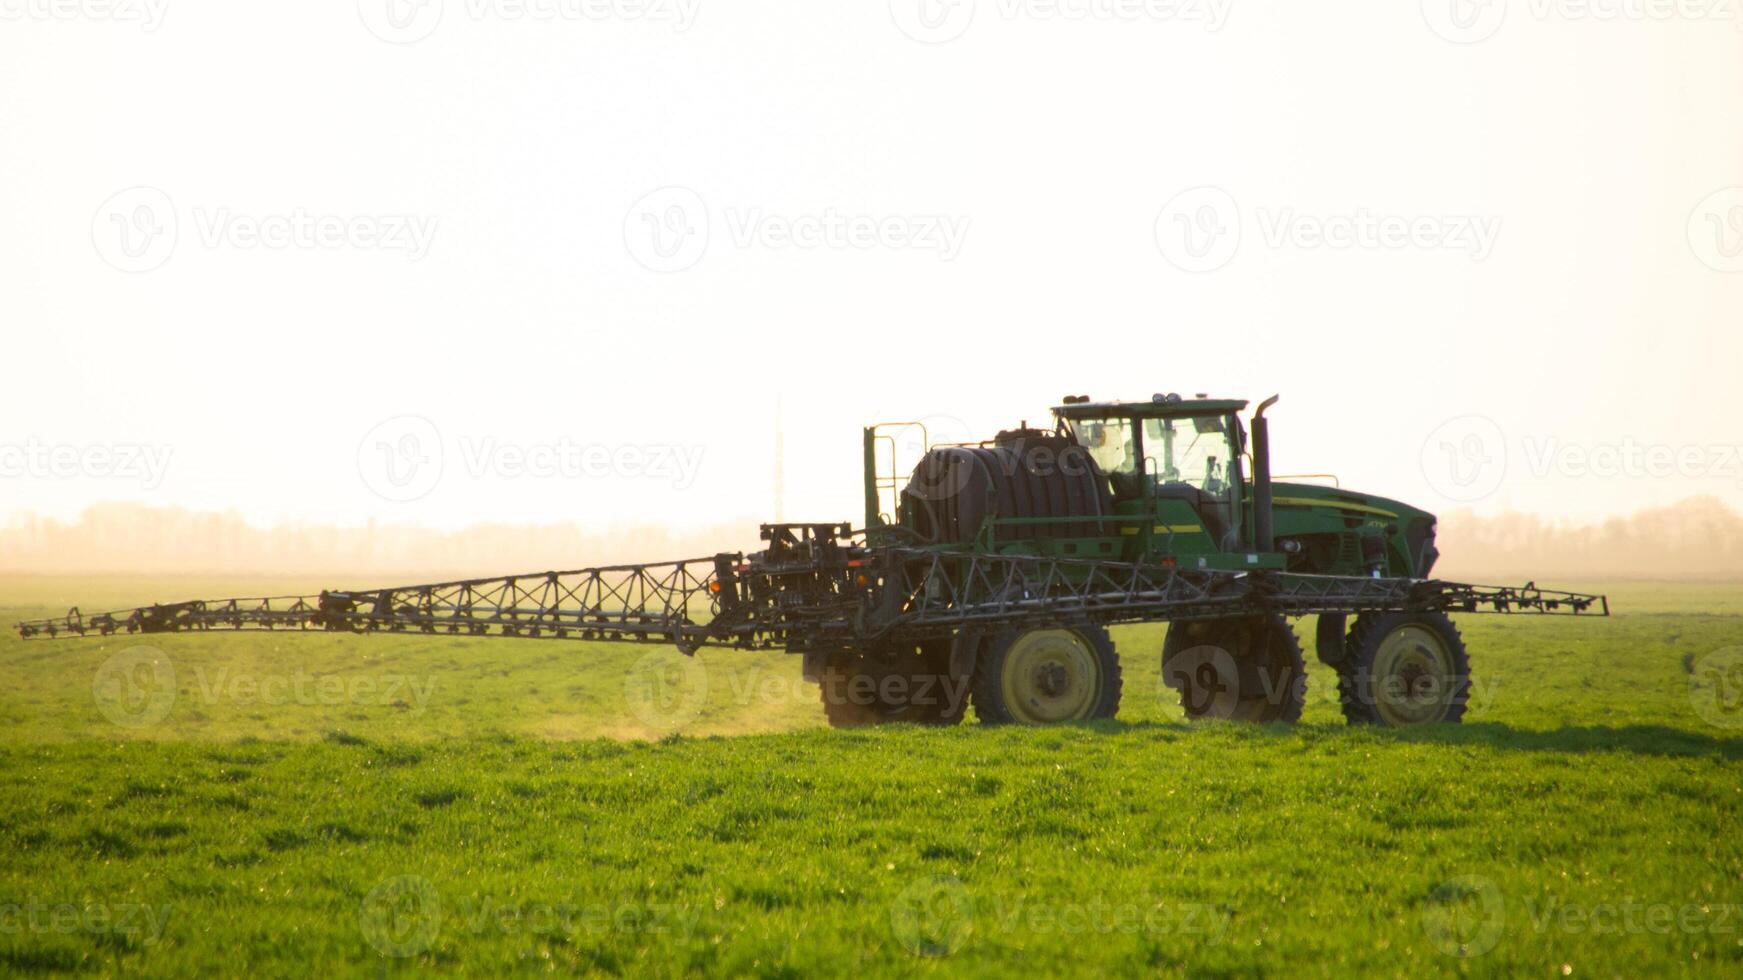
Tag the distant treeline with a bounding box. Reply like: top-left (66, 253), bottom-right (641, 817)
top-left (1433, 496), bottom-right (1743, 580)
top-left (0, 503), bottom-right (757, 578)
top-left (2, 498), bottom-right (1739, 580)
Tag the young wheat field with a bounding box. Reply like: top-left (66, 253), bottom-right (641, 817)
top-left (0, 577), bottom-right (1738, 976)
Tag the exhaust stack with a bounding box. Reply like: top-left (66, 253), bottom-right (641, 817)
top-left (1252, 394), bottom-right (1279, 552)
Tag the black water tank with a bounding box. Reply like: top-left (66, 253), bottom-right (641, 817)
top-left (900, 431), bottom-right (1113, 543)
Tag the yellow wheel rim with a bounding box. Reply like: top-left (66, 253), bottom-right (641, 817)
top-left (1372, 624), bottom-right (1457, 726)
top-left (1000, 629), bottom-right (1101, 725)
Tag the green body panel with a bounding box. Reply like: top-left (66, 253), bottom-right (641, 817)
top-left (1262, 481), bottom-right (1438, 578)
top-left (863, 398), bottom-right (1440, 582)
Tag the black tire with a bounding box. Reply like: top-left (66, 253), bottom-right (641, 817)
top-left (1162, 614), bottom-right (1305, 723)
top-left (1337, 611), bottom-right (1469, 726)
top-left (1314, 614), bottom-right (1348, 668)
top-left (971, 624), bottom-right (1122, 726)
top-left (818, 640), bottom-right (967, 728)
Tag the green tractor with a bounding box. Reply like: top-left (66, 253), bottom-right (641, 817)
top-left (857, 393), bottom-right (1470, 728)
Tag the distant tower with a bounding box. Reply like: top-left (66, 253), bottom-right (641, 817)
top-left (773, 395), bottom-right (785, 522)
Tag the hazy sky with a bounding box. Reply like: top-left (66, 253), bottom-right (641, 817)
top-left (3, 1), bottom-right (1740, 532)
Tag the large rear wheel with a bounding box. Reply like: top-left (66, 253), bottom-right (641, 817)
top-left (971, 625), bottom-right (1122, 725)
top-left (1337, 612), bottom-right (1469, 726)
top-left (1162, 614), bottom-right (1305, 723)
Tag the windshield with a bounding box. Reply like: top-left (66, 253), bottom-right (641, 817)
top-left (1071, 417), bottom-right (1138, 476)
top-left (1144, 414), bottom-right (1235, 494)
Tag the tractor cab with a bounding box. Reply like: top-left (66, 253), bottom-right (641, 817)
top-left (1054, 394), bottom-right (1251, 556)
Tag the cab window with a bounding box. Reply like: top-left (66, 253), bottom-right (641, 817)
top-left (1073, 418), bottom-right (1139, 477)
top-left (1145, 414), bottom-right (1235, 494)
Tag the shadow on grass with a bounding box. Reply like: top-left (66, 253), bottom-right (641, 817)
top-left (1096, 718), bottom-right (1743, 760)
top-left (1364, 721), bottom-right (1743, 760)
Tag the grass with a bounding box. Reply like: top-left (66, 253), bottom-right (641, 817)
top-left (0, 576), bottom-right (1739, 976)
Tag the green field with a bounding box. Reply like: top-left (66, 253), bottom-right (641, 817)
top-left (1, 577), bottom-right (1739, 976)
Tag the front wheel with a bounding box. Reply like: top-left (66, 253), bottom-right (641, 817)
top-left (1336, 611), bottom-right (1470, 726)
top-left (971, 625), bottom-right (1122, 725)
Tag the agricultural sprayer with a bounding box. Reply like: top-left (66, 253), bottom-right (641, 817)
top-left (17, 395), bottom-right (1608, 727)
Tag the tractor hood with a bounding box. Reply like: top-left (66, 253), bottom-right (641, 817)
top-left (1265, 481), bottom-right (1440, 578)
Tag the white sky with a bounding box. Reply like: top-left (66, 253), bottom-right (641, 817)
top-left (2, 0), bottom-right (1740, 531)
